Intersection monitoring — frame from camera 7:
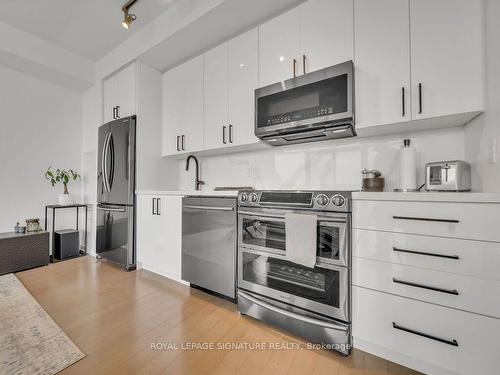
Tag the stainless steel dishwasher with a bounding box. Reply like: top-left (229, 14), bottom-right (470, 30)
top-left (182, 197), bottom-right (237, 300)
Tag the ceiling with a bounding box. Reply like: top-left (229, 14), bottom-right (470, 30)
top-left (0, 0), bottom-right (180, 61)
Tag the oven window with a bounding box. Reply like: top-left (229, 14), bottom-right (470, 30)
top-left (241, 218), bottom-right (340, 261)
top-left (257, 74), bottom-right (348, 129)
top-left (241, 252), bottom-right (340, 308)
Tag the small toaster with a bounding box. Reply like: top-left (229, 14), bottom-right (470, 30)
top-left (425, 161), bottom-right (471, 191)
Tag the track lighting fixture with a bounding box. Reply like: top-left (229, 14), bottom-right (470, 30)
top-left (121, 0), bottom-right (138, 30)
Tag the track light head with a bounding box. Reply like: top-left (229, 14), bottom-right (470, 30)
top-left (121, 12), bottom-right (137, 29)
top-left (121, 0), bottom-right (138, 30)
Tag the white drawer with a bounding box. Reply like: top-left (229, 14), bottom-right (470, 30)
top-left (353, 286), bottom-right (500, 375)
top-left (353, 256), bottom-right (500, 319)
top-left (353, 229), bottom-right (500, 281)
top-left (353, 200), bottom-right (500, 242)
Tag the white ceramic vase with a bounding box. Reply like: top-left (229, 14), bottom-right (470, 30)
top-left (58, 193), bottom-right (72, 206)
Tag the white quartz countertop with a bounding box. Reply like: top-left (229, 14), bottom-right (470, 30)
top-left (137, 190), bottom-right (500, 202)
top-left (136, 190), bottom-right (239, 197)
top-left (352, 191), bottom-right (500, 203)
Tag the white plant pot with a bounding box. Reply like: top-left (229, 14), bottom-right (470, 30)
top-left (58, 194), bottom-right (72, 206)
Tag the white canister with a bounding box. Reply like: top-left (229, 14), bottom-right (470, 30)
top-left (397, 139), bottom-right (417, 191)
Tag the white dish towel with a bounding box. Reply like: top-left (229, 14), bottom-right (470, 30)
top-left (285, 213), bottom-right (317, 268)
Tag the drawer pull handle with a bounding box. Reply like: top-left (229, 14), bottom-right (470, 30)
top-left (393, 247), bottom-right (459, 260)
top-left (393, 215), bottom-right (459, 224)
top-left (393, 322), bottom-right (458, 347)
top-left (392, 278), bottom-right (459, 295)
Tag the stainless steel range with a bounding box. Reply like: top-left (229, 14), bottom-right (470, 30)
top-left (237, 190), bottom-right (352, 355)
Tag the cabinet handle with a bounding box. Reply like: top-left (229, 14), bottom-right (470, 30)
top-left (393, 215), bottom-right (459, 224)
top-left (156, 198), bottom-right (161, 215)
top-left (223, 126), bottom-right (227, 144)
top-left (181, 135), bottom-right (185, 151)
top-left (401, 87), bottom-right (405, 117)
top-left (392, 322), bottom-right (458, 347)
top-left (302, 54), bottom-right (306, 75)
top-left (392, 277), bottom-right (459, 295)
top-left (292, 58), bottom-right (297, 78)
top-left (418, 83), bottom-right (423, 114)
top-left (393, 247), bottom-right (459, 260)
top-left (112, 106), bottom-right (116, 119)
top-left (116, 105), bottom-right (120, 118)
top-left (176, 136), bottom-right (180, 151)
top-left (229, 124), bottom-right (233, 143)
top-left (152, 198), bottom-right (157, 215)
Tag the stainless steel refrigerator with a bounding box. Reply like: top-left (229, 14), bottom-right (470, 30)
top-left (96, 115), bottom-right (136, 271)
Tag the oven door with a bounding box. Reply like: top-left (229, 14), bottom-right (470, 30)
top-left (238, 208), bottom-right (349, 267)
top-left (238, 247), bottom-right (350, 322)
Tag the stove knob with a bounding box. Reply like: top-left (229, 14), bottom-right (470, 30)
top-left (315, 194), bottom-right (329, 206)
top-left (250, 193), bottom-right (259, 203)
top-left (331, 194), bottom-right (346, 208)
top-left (239, 193), bottom-right (248, 203)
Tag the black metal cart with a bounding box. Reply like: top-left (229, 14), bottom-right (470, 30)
top-left (44, 204), bottom-right (88, 262)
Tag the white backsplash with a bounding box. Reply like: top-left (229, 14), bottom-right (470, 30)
top-left (177, 127), bottom-right (465, 192)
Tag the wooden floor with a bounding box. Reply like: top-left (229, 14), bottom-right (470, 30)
top-left (16, 256), bottom-right (420, 375)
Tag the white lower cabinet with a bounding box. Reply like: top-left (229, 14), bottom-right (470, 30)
top-left (353, 197), bottom-right (500, 374)
top-left (353, 286), bottom-right (500, 375)
top-left (353, 229), bottom-right (500, 281)
top-left (136, 194), bottom-right (184, 283)
top-left (353, 200), bottom-right (500, 242)
top-left (353, 256), bottom-right (500, 319)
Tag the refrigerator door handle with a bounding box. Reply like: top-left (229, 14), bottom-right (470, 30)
top-left (108, 134), bottom-right (115, 190)
top-left (102, 132), bottom-right (111, 192)
top-left (126, 131), bottom-right (130, 180)
top-left (104, 132), bottom-right (112, 192)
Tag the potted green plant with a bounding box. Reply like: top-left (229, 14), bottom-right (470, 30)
top-left (45, 167), bottom-right (81, 205)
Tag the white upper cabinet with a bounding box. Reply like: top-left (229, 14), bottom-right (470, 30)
top-left (299, 0), bottom-right (353, 74)
top-left (116, 63), bottom-right (137, 120)
top-left (410, 0), bottom-right (484, 120)
top-left (259, 8), bottom-right (300, 87)
top-left (103, 74), bottom-right (118, 123)
top-left (203, 43), bottom-right (229, 150)
top-left (354, 0), bottom-right (484, 132)
top-left (162, 56), bottom-right (204, 156)
top-left (354, 0), bottom-right (411, 129)
top-left (103, 63), bottom-right (136, 123)
top-left (203, 28), bottom-right (259, 151)
top-left (227, 28), bottom-right (259, 147)
top-left (259, 1), bottom-right (353, 87)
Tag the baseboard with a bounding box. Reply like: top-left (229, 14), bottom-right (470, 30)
top-left (140, 263), bottom-right (189, 286)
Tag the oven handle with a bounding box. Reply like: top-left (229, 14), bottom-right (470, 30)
top-left (238, 210), bottom-right (346, 223)
top-left (238, 290), bottom-right (349, 333)
top-left (184, 205), bottom-right (234, 212)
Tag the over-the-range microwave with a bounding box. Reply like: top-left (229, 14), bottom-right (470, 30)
top-left (255, 61), bottom-right (355, 146)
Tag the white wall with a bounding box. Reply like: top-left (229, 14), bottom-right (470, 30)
top-left (465, 0), bottom-right (500, 192)
top-left (0, 21), bottom-right (95, 91)
top-left (0, 65), bottom-right (82, 233)
top-left (177, 127), bottom-right (465, 192)
top-left (81, 85), bottom-right (99, 254)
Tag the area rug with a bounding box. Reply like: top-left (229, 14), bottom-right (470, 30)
top-left (0, 273), bottom-right (85, 375)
